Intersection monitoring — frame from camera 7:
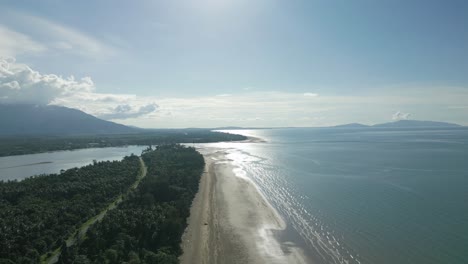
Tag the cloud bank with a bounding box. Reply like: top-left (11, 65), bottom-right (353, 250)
top-left (0, 58), bottom-right (94, 104)
top-left (2, 59), bottom-right (468, 127)
top-left (0, 58), bottom-right (157, 120)
top-left (97, 103), bottom-right (159, 120)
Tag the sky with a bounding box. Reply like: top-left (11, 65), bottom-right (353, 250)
top-left (1, 0), bottom-right (467, 128)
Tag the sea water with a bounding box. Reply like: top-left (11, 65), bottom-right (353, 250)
top-left (201, 127), bottom-right (468, 264)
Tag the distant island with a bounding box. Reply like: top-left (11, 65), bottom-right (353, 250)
top-left (332, 123), bottom-right (370, 128)
top-left (213, 120), bottom-right (464, 130)
top-left (334, 120), bottom-right (463, 129)
top-left (372, 120), bottom-right (462, 128)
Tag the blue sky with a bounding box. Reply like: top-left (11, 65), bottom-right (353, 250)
top-left (1, 0), bottom-right (467, 127)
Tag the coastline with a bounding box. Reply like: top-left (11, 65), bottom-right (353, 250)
top-left (242, 136), bottom-right (267, 143)
top-left (180, 148), bottom-right (309, 264)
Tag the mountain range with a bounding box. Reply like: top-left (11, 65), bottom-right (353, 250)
top-left (335, 120), bottom-right (462, 128)
top-left (0, 104), bottom-right (464, 136)
top-left (0, 104), bottom-right (136, 136)
top-left (372, 119), bottom-right (462, 128)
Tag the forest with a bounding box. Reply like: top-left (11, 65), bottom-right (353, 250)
top-left (58, 145), bottom-right (205, 263)
top-left (0, 129), bottom-right (246, 157)
top-left (0, 156), bottom-right (142, 263)
top-left (0, 144), bottom-right (205, 264)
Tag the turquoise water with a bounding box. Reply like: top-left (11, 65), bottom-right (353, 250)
top-left (212, 128), bottom-right (468, 264)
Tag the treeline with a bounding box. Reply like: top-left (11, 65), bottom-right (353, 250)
top-left (0, 129), bottom-right (246, 157)
top-left (59, 144), bottom-right (205, 264)
top-left (0, 156), bottom-right (141, 263)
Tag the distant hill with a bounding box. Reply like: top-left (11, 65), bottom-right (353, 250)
top-left (373, 120), bottom-right (462, 128)
top-left (211, 126), bottom-right (273, 130)
top-left (212, 126), bottom-right (246, 130)
top-left (0, 104), bottom-right (137, 136)
top-left (333, 123), bottom-right (369, 128)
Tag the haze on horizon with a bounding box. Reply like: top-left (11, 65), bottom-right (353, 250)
top-left (1, 0), bottom-right (467, 128)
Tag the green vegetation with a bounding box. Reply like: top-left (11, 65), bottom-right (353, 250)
top-left (0, 129), bottom-right (246, 157)
top-left (0, 144), bottom-right (205, 264)
top-left (58, 145), bottom-right (205, 263)
top-left (41, 157), bottom-right (148, 264)
top-left (0, 156), bottom-right (141, 263)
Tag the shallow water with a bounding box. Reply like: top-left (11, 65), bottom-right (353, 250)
top-left (198, 127), bottom-right (468, 264)
top-left (0, 146), bottom-right (147, 181)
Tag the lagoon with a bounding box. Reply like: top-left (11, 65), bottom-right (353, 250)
top-left (0, 146), bottom-right (147, 181)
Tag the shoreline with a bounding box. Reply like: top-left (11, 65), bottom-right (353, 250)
top-left (180, 148), bottom-right (309, 264)
top-left (242, 136), bottom-right (267, 143)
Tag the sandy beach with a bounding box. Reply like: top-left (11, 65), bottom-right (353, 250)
top-left (180, 148), bottom-right (309, 264)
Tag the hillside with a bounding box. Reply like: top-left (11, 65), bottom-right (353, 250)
top-left (0, 104), bottom-right (137, 135)
top-left (333, 123), bottom-right (369, 128)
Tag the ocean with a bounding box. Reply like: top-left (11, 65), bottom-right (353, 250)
top-left (204, 127), bottom-right (468, 264)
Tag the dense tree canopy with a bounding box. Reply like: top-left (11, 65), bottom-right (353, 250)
top-left (0, 129), bottom-right (246, 157)
top-left (59, 145), bottom-right (204, 264)
top-left (0, 156), bottom-right (141, 263)
top-left (0, 144), bottom-right (205, 264)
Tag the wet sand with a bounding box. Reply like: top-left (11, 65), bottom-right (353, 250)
top-left (180, 149), bottom-right (309, 264)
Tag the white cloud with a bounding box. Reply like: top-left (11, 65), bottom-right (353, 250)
top-left (0, 58), bottom-right (94, 104)
top-left (127, 88), bottom-right (468, 128)
top-left (304, 93), bottom-right (319, 97)
top-left (53, 41), bottom-right (74, 50)
top-left (0, 59), bottom-right (157, 120)
top-left (0, 10), bottom-right (117, 58)
top-left (0, 25), bottom-right (46, 57)
top-left (97, 103), bottom-right (159, 120)
top-left (2, 59), bottom-right (468, 127)
top-left (19, 13), bottom-right (117, 57)
top-left (392, 111), bottom-right (411, 120)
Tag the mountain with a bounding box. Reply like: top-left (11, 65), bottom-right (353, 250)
top-left (0, 104), bottom-right (137, 136)
top-left (211, 126), bottom-right (274, 130)
top-left (373, 120), bottom-right (462, 128)
top-left (333, 123), bottom-right (369, 128)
